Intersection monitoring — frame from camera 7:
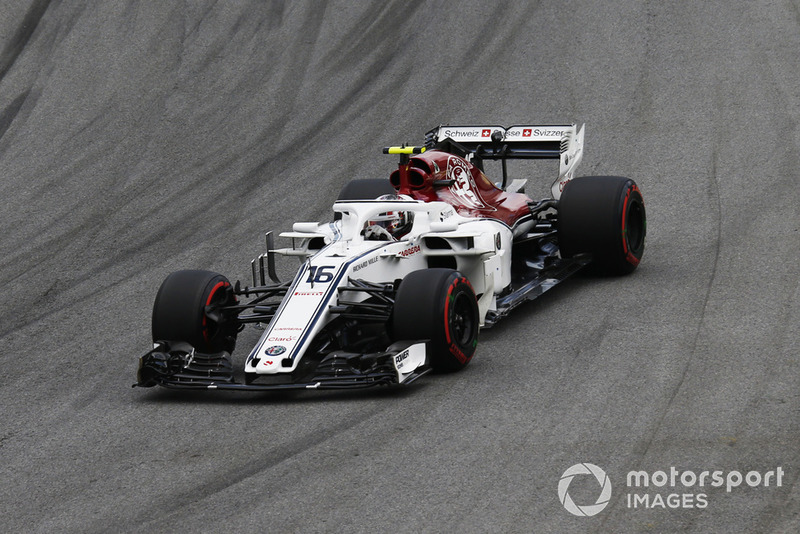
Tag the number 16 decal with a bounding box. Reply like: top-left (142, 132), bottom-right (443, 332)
top-left (306, 265), bottom-right (335, 283)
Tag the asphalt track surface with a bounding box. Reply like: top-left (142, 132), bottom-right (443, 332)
top-left (1, 1), bottom-right (799, 533)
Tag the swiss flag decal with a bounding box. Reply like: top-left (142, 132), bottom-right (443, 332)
top-left (523, 129), bottom-right (532, 137)
top-left (482, 129), bottom-right (491, 137)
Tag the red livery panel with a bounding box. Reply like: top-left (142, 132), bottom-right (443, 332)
top-left (389, 150), bottom-right (532, 228)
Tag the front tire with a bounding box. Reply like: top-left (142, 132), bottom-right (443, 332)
top-left (557, 176), bottom-right (646, 275)
top-left (151, 270), bottom-right (239, 353)
top-left (392, 269), bottom-right (479, 372)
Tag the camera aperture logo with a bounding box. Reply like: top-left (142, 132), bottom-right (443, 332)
top-left (558, 463), bottom-right (612, 517)
top-left (559, 463), bottom-right (785, 516)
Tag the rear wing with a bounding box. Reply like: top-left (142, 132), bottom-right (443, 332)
top-left (424, 124), bottom-right (585, 198)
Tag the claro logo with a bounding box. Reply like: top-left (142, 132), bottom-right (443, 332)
top-left (558, 463), bottom-right (612, 517)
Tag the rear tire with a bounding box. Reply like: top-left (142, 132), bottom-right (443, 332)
top-left (152, 270), bottom-right (239, 353)
top-left (337, 178), bottom-right (395, 200)
top-left (392, 269), bottom-right (479, 372)
top-left (335, 179), bottom-right (396, 221)
top-left (557, 176), bottom-right (646, 275)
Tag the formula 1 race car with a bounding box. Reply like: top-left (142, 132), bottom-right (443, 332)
top-left (135, 124), bottom-right (646, 391)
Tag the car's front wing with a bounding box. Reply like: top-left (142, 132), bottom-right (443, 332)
top-left (134, 340), bottom-right (430, 391)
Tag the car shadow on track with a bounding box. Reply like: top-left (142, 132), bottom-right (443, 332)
top-left (133, 380), bottom-right (428, 405)
top-left (479, 274), bottom-right (596, 340)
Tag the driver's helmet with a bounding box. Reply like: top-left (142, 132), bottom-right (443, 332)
top-left (366, 194), bottom-right (414, 239)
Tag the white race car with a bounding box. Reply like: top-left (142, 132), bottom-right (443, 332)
top-left (136, 124), bottom-right (646, 391)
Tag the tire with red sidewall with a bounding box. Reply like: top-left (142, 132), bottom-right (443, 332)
top-left (557, 176), bottom-right (646, 275)
top-left (392, 268), bottom-right (479, 372)
top-left (151, 270), bottom-right (238, 353)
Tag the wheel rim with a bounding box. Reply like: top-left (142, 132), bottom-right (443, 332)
top-left (625, 198), bottom-right (645, 255)
top-left (621, 184), bottom-right (646, 268)
top-left (449, 291), bottom-right (477, 347)
top-left (202, 281), bottom-right (231, 345)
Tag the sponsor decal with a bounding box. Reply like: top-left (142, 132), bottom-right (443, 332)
top-left (398, 245), bottom-right (420, 257)
top-left (265, 345), bottom-right (286, 356)
top-left (536, 128), bottom-right (568, 137)
top-left (392, 343), bottom-right (426, 382)
top-left (394, 349), bottom-right (409, 371)
top-left (447, 156), bottom-right (490, 210)
top-left (506, 127), bottom-right (568, 140)
top-left (352, 255), bottom-right (380, 272)
top-left (442, 126), bottom-right (570, 142)
top-left (294, 291), bottom-right (324, 296)
top-left (442, 129), bottom-right (482, 139)
top-left (439, 207), bottom-right (455, 221)
top-left (267, 336), bottom-right (296, 342)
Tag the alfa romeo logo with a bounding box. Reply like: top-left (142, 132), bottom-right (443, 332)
top-left (558, 463), bottom-right (612, 516)
top-left (446, 156), bottom-right (489, 210)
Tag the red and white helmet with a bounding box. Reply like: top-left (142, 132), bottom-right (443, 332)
top-left (367, 194), bottom-right (414, 238)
